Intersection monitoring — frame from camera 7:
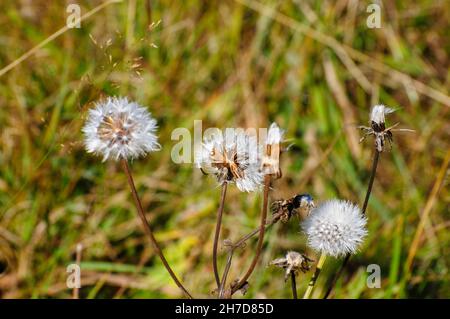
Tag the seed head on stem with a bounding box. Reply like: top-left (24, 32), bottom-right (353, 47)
top-left (359, 104), bottom-right (413, 152)
top-left (196, 129), bottom-right (263, 192)
top-left (230, 123), bottom-right (286, 295)
top-left (302, 199), bottom-right (367, 299)
top-left (82, 97), bottom-right (192, 298)
top-left (270, 251), bottom-right (313, 280)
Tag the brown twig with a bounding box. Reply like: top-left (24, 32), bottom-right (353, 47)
top-left (121, 159), bottom-right (193, 299)
top-left (323, 150), bottom-right (380, 298)
top-left (213, 183), bottom-right (228, 289)
top-left (218, 252), bottom-right (233, 299)
top-left (231, 175), bottom-right (271, 295)
top-left (290, 272), bottom-right (298, 299)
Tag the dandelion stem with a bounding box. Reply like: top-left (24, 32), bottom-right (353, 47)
top-left (323, 150), bottom-right (380, 299)
top-left (219, 208), bottom-right (283, 298)
top-left (213, 183), bottom-right (228, 289)
top-left (290, 273), bottom-right (298, 299)
top-left (218, 251), bottom-right (233, 299)
top-left (121, 159), bottom-right (193, 299)
top-left (303, 253), bottom-right (327, 299)
top-left (361, 150), bottom-right (380, 214)
top-left (231, 175), bottom-right (271, 295)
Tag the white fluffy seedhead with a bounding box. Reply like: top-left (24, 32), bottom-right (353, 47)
top-left (302, 199), bottom-right (367, 257)
top-left (83, 96), bottom-right (160, 161)
top-left (370, 104), bottom-right (394, 127)
top-left (196, 129), bottom-right (263, 192)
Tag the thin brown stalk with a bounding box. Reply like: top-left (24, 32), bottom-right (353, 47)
top-left (145, 0), bottom-right (152, 25)
top-left (121, 159), bottom-right (193, 299)
top-left (231, 175), bottom-right (271, 295)
top-left (290, 273), bottom-right (298, 299)
top-left (361, 150), bottom-right (380, 213)
top-left (213, 183), bottom-right (228, 289)
top-left (323, 150), bottom-right (380, 299)
top-left (218, 209), bottom-right (283, 298)
top-left (218, 252), bottom-right (233, 299)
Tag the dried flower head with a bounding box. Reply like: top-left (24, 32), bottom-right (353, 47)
top-left (370, 104), bottom-right (394, 129)
top-left (271, 194), bottom-right (315, 223)
top-left (196, 129), bottom-right (263, 192)
top-left (270, 251), bottom-right (313, 280)
top-left (359, 104), bottom-right (413, 152)
top-left (83, 97), bottom-right (160, 161)
top-left (261, 122), bottom-right (285, 177)
top-left (302, 199), bottom-right (367, 257)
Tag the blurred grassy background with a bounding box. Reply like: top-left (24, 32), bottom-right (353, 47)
top-left (0, 0), bottom-right (449, 298)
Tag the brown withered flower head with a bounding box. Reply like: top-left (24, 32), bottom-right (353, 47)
top-left (359, 104), bottom-right (413, 152)
top-left (261, 123), bottom-right (285, 178)
top-left (270, 251), bottom-right (314, 280)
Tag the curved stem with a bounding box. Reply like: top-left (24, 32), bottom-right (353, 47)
top-left (213, 183), bottom-right (228, 289)
top-left (121, 159), bottom-right (193, 299)
top-left (303, 253), bottom-right (327, 299)
top-left (290, 273), bottom-right (298, 299)
top-left (231, 175), bottom-right (271, 295)
top-left (323, 150), bottom-right (380, 299)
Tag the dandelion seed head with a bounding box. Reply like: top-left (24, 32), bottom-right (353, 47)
top-left (196, 130), bottom-right (263, 192)
top-left (302, 199), bottom-right (367, 257)
top-left (83, 97), bottom-right (160, 161)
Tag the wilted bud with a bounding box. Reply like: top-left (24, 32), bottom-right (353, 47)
top-left (270, 251), bottom-right (313, 280)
